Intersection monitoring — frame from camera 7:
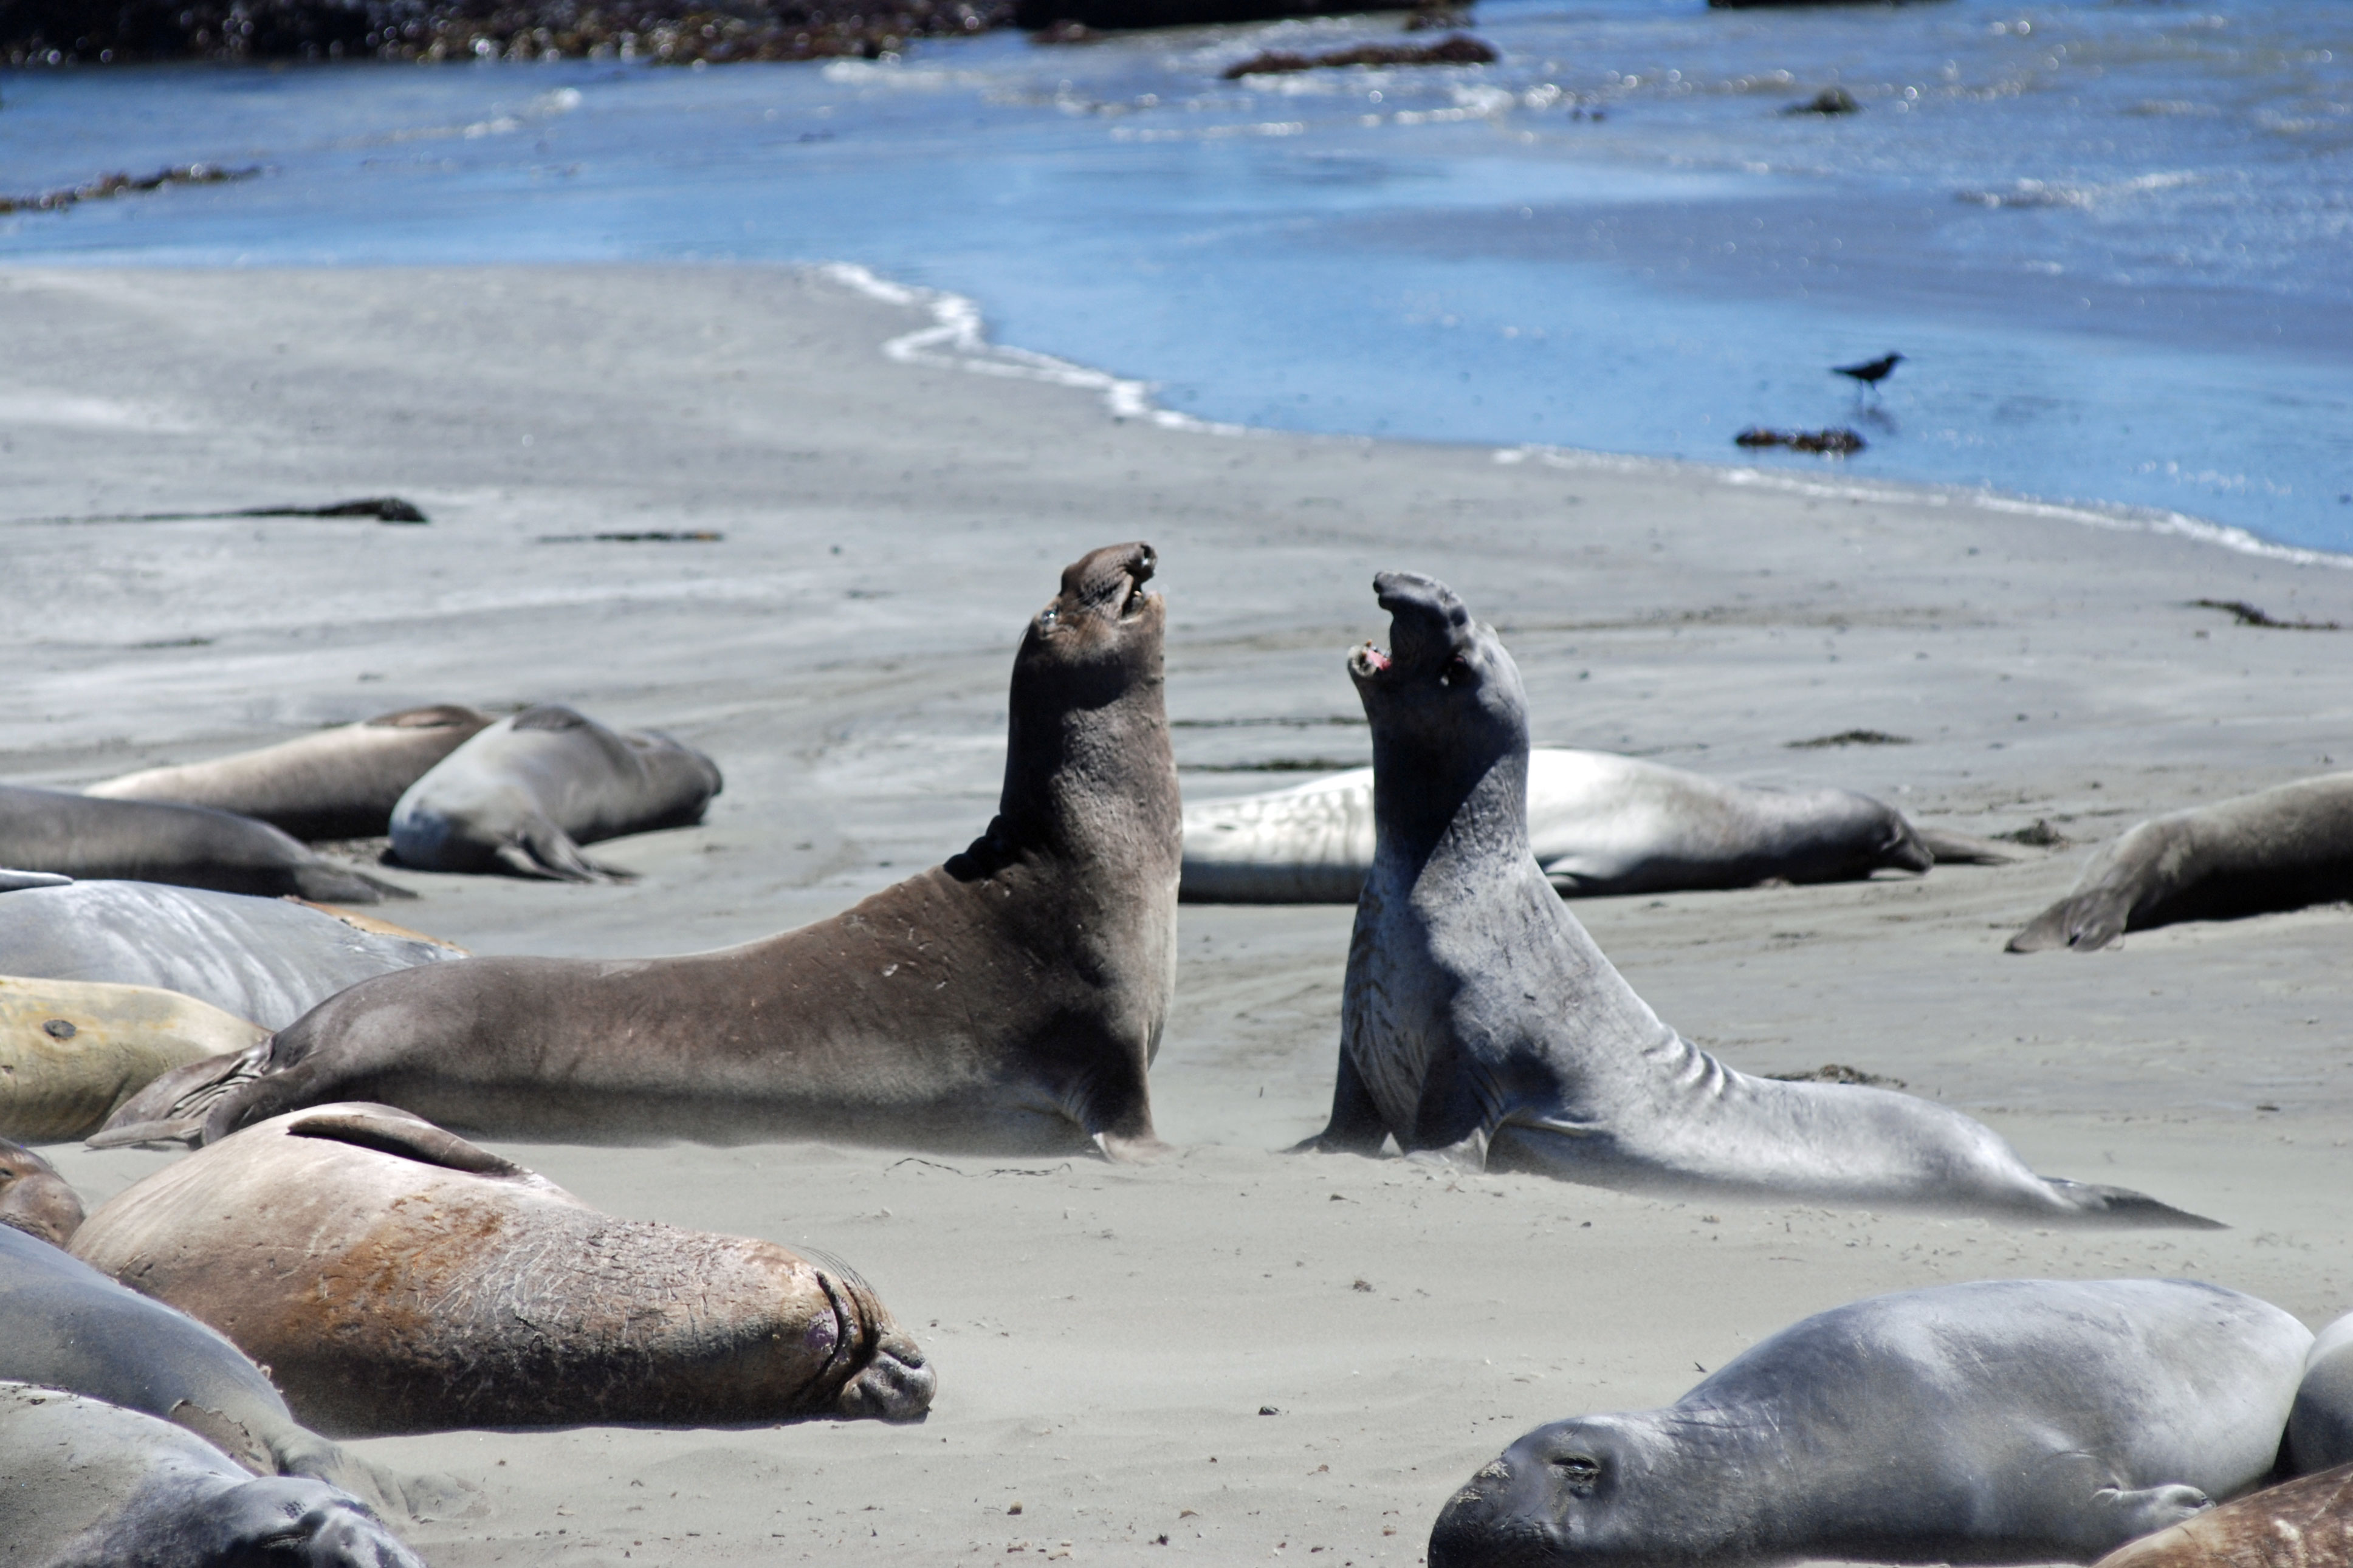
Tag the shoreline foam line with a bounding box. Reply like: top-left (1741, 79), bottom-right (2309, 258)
top-left (818, 262), bottom-right (1251, 437)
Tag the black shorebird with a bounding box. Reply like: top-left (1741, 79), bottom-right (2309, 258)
top-left (1835, 352), bottom-right (1904, 393)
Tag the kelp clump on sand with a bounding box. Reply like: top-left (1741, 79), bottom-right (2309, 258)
top-left (4, 0), bottom-right (1010, 65)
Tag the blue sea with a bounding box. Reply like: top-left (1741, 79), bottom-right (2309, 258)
top-left (4, 0), bottom-right (2348, 552)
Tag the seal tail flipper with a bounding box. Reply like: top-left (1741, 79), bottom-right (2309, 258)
top-left (493, 816), bottom-right (629, 882)
top-left (292, 860), bottom-right (414, 904)
top-left (88, 1041), bottom-right (274, 1148)
top-left (2007, 891), bottom-right (2129, 953)
top-left (2043, 1177), bottom-right (2225, 1230)
top-left (1914, 826), bottom-right (2025, 865)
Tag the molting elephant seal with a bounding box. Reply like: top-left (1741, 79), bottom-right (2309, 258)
top-left (1432, 1278), bottom-right (2310, 1568)
top-left (69, 1102), bottom-right (932, 1434)
top-left (1297, 572), bottom-right (2210, 1224)
top-left (2090, 1463), bottom-right (2353, 1568)
top-left (104, 544), bottom-right (1180, 1160)
top-left (0, 976), bottom-right (266, 1143)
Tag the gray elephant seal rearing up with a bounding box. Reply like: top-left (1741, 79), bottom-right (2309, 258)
top-left (388, 704), bottom-right (722, 881)
top-left (1431, 1278), bottom-right (2310, 1568)
top-left (112, 544), bottom-right (1181, 1158)
top-left (1297, 572), bottom-right (2207, 1224)
top-left (2008, 772), bottom-right (2353, 952)
top-left (85, 704), bottom-right (494, 841)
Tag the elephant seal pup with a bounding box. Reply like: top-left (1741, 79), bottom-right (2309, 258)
top-left (1297, 572), bottom-right (2208, 1224)
top-left (1182, 748), bottom-right (1932, 903)
top-left (2287, 1309), bottom-right (2353, 1473)
top-left (0, 1223), bottom-right (438, 1519)
top-left (72, 1101), bottom-right (933, 1434)
top-left (2008, 773), bottom-right (2353, 952)
top-left (388, 704), bottom-right (722, 880)
top-left (109, 543), bottom-right (1180, 1158)
top-left (0, 1383), bottom-right (424, 1568)
top-left (1, 977), bottom-right (266, 1143)
top-left (0, 1139), bottom-right (83, 1245)
top-left (1431, 1278), bottom-right (2310, 1568)
top-left (0, 880), bottom-right (462, 1031)
top-left (86, 704), bottom-right (494, 840)
top-left (0, 786), bottom-right (400, 904)
top-left (2092, 1464), bottom-right (2353, 1568)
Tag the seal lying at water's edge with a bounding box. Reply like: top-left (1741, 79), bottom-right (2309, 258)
top-left (1296, 572), bottom-right (2210, 1224)
top-left (0, 1223), bottom-right (449, 1521)
top-left (1, 976), bottom-right (265, 1143)
top-left (0, 1138), bottom-right (83, 1245)
top-left (1181, 748), bottom-right (1934, 903)
top-left (0, 1384), bottom-right (425, 1568)
top-left (2092, 1462), bottom-right (2353, 1568)
top-left (388, 704), bottom-right (721, 880)
top-left (111, 543), bottom-right (1181, 1158)
top-left (2008, 773), bottom-right (2353, 952)
top-left (86, 704), bottom-right (494, 840)
top-left (0, 786), bottom-right (402, 903)
top-left (0, 880), bottom-right (463, 1030)
top-left (1431, 1278), bottom-right (2310, 1568)
top-left (72, 1101), bottom-right (932, 1434)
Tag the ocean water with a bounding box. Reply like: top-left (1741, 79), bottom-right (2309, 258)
top-left (3, 0), bottom-right (2349, 552)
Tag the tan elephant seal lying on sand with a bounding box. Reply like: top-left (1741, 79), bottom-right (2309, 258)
top-left (1432, 1278), bottom-right (2309, 1568)
top-left (0, 1383), bottom-right (425, 1568)
top-left (2091, 1463), bottom-right (2353, 1568)
top-left (1296, 572), bottom-right (2209, 1224)
top-left (84, 704), bottom-right (494, 841)
top-left (388, 704), bottom-right (721, 880)
top-left (0, 976), bottom-right (266, 1143)
top-left (71, 1102), bottom-right (932, 1434)
top-left (105, 543), bottom-right (1180, 1159)
top-left (2009, 772), bottom-right (2353, 951)
top-left (1182, 748), bottom-right (1945, 903)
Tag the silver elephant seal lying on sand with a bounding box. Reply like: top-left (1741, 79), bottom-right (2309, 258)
top-left (1181, 748), bottom-right (1939, 903)
top-left (1295, 571), bottom-right (2211, 1224)
top-left (0, 1383), bottom-right (425, 1568)
top-left (2009, 772), bottom-right (2353, 952)
top-left (1430, 1278), bottom-right (2310, 1568)
top-left (388, 704), bottom-right (721, 881)
top-left (2289, 1307), bottom-right (2353, 1474)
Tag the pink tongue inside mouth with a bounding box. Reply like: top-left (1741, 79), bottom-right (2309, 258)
top-left (1361, 645), bottom-right (1392, 673)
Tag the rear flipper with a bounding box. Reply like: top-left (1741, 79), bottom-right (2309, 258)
top-left (492, 815), bottom-right (631, 883)
top-left (1915, 826), bottom-right (2026, 865)
top-left (292, 860), bottom-right (414, 904)
top-left (2007, 889), bottom-right (2131, 953)
top-left (2043, 1177), bottom-right (2224, 1230)
top-left (266, 1423), bottom-right (479, 1524)
top-left (88, 1042), bottom-right (274, 1149)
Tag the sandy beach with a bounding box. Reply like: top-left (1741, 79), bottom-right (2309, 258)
top-left (9, 262), bottom-right (2353, 1567)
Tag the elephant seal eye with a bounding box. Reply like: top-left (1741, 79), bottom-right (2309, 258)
top-left (1554, 1456), bottom-right (1601, 1493)
top-left (1440, 654), bottom-right (1471, 687)
top-left (1039, 608), bottom-right (1058, 626)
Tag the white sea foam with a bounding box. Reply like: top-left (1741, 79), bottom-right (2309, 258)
top-left (818, 262), bottom-right (1250, 435)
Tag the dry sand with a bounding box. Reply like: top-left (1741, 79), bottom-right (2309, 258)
top-left (7, 264), bottom-right (2353, 1567)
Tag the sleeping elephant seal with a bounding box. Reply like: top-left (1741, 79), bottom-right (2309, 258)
top-left (1182, 749), bottom-right (1932, 903)
top-left (2008, 773), bottom-right (2353, 952)
top-left (0, 880), bottom-right (463, 1032)
top-left (1297, 572), bottom-right (2209, 1224)
top-left (105, 543), bottom-right (1180, 1159)
top-left (2092, 1463), bottom-right (2353, 1568)
top-left (0, 1384), bottom-right (424, 1568)
top-left (0, 1139), bottom-right (83, 1245)
top-left (388, 705), bottom-right (721, 881)
top-left (1431, 1278), bottom-right (2310, 1568)
top-left (0, 976), bottom-right (266, 1143)
top-left (85, 704), bottom-right (494, 841)
top-left (2287, 1309), bottom-right (2353, 1474)
top-left (0, 787), bottom-right (400, 905)
top-left (72, 1102), bottom-right (932, 1435)
top-left (0, 1224), bottom-right (446, 1521)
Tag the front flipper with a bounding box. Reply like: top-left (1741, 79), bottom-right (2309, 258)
top-left (492, 815), bottom-right (630, 883)
top-left (2080, 1484), bottom-right (2212, 1556)
top-left (1288, 1046), bottom-right (1389, 1155)
top-left (88, 1042), bottom-right (275, 1148)
top-left (2007, 886), bottom-right (2133, 953)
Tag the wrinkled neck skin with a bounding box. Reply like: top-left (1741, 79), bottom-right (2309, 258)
top-left (1372, 728), bottom-right (1531, 886)
top-left (994, 628), bottom-right (1180, 875)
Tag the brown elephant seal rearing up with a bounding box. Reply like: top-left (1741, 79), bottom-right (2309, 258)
top-left (85, 704), bottom-right (494, 841)
top-left (69, 1102), bottom-right (932, 1435)
top-left (105, 543), bottom-right (1181, 1159)
top-left (1296, 572), bottom-right (2209, 1224)
top-left (2008, 773), bottom-right (2353, 952)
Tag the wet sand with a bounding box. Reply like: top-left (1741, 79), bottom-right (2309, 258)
top-left (9, 264), bottom-right (2353, 1567)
